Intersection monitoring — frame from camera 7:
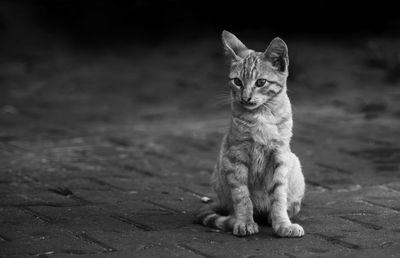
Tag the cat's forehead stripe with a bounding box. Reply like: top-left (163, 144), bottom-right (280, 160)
top-left (240, 54), bottom-right (262, 79)
top-left (230, 53), bottom-right (282, 83)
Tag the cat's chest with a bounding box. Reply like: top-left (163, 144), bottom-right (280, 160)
top-left (250, 115), bottom-right (281, 147)
top-left (248, 142), bottom-right (275, 186)
top-left (247, 116), bottom-right (282, 178)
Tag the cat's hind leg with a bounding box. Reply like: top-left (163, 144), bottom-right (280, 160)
top-left (287, 153), bottom-right (305, 219)
top-left (287, 201), bottom-right (301, 219)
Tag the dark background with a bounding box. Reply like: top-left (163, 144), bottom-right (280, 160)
top-left (1, 0), bottom-right (400, 121)
top-left (1, 0), bottom-right (400, 128)
top-left (2, 0), bottom-right (400, 47)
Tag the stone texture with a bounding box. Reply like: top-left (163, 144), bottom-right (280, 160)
top-left (1, 38), bottom-right (400, 257)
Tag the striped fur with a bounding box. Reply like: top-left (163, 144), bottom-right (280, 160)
top-left (195, 203), bottom-right (235, 231)
top-left (197, 31), bottom-right (305, 237)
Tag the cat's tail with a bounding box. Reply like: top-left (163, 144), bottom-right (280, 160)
top-left (195, 203), bottom-right (235, 231)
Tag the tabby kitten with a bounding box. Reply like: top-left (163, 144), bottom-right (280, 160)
top-left (197, 31), bottom-right (305, 237)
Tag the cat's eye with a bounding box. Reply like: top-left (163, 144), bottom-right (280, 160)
top-left (255, 79), bottom-right (267, 87)
top-left (233, 78), bottom-right (243, 87)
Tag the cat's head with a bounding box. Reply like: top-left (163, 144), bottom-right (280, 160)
top-left (222, 30), bottom-right (289, 110)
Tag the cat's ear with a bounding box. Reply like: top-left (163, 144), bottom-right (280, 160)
top-left (263, 37), bottom-right (289, 73)
top-left (221, 30), bottom-right (249, 61)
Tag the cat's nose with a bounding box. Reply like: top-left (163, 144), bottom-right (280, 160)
top-left (241, 96), bottom-right (252, 103)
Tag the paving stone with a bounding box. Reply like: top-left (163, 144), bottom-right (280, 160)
top-left (1, 39), bottom-right (400, 257)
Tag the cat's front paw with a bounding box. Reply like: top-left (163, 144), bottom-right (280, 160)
top-left (233, 220), bottom-right (259, 236)
top-left (275, 223), bottom-right (304, 238)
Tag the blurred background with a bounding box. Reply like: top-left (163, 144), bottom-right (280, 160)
top-left (1, 0), bottom-right (400, 122)
top-left (1, 0), bottom-right (400, 184)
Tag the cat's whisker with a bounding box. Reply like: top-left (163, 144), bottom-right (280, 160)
top-left (214, 95), bottom-right (231, 100)
top-left (214, 94), bottom-right (231, 100)
top-left (213, 100), bottom-right (231, 105)
top-left (214, 102), bottom-right (229, 107)
top-left (213, 99), bottom-right (232, 107)
top-left (262, 102), bottom-right (273, 109)
top-left (214, 96), bottom-right (231, 101)
top-left (212, 93), bottom-right (232, 104)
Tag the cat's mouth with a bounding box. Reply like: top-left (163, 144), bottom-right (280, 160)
top-left (240, 100), bottom-right (258, 109)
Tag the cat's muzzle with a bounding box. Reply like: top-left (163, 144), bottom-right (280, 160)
top-left (240, 100), bottom-right (257, 107)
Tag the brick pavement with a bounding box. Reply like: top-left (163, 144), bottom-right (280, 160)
top-left (1, 39), bottom-right (400, 257)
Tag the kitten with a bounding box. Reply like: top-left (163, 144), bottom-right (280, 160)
top-left (196, 31), bottom-right (305, 237)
